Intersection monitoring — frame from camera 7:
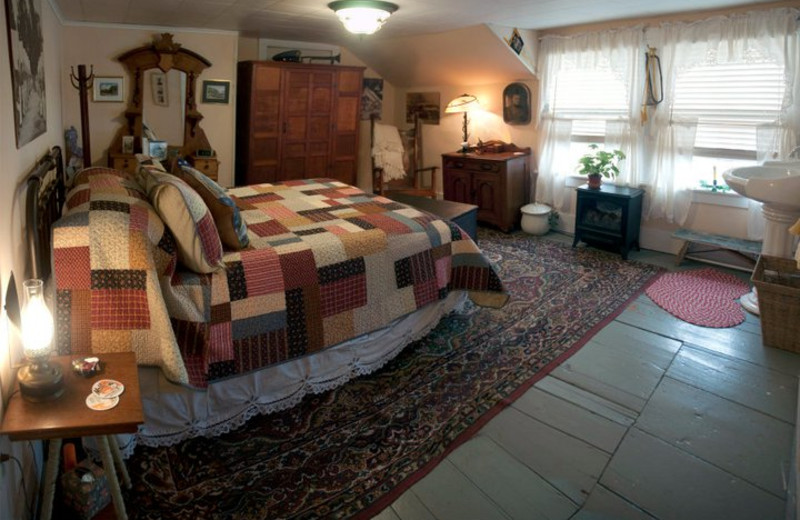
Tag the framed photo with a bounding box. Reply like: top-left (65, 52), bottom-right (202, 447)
top-left (150, 71), bottom-right (168, 106)
top-left (506, 28), bottom-right (524, 55)
top-left (121, 135), bottom-right (134, 154)
top-left (502, 82), bottom-right (532, 125)
top-left (5, 0), bottom-right (47, 148)
top-left (93, 76), bottom-right (124, 102)
top-left (202, 80), bottom-right (230, 104)
top-left (148, 140), bottom-right (168, 161)
top-left (405, 92), bottom-right (440, 125)
top-left (361, 78), bottom-right (383, 120)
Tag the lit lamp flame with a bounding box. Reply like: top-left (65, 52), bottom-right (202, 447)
top-left (17, 279), bottom-right (62, 402)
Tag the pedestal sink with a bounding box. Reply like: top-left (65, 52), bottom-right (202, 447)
top-left (723, 162), bottom-right (800, 314)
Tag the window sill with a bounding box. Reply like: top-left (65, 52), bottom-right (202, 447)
top-left (690, 188), bottom-right (748, 209)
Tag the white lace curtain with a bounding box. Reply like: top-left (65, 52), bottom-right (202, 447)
top-left (536, 7), bottom-right (800, 227)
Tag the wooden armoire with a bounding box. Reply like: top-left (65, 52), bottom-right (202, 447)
top-left (236, 61), bottom-right (364, 186)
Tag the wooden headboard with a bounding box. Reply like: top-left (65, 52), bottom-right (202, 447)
top-left (25, 146), bottom-right (65, 281)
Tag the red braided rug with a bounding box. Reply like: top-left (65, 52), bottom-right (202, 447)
top-left (645, 267), bottom-right (751, 328)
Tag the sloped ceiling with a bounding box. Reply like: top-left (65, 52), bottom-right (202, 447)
top-left (346, 25), bottom-right (535, 87)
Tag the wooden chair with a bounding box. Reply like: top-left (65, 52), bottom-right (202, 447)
top-left (371, 113), bottom-right (438, 198)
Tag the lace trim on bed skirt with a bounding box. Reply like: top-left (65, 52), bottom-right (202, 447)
top-left (115, 293), bottom-right (469, 455)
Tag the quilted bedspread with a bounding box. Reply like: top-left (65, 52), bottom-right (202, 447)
top-left (54, 175), bottom-right (505, 388)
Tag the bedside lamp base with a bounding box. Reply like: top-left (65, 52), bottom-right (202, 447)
top-left (18, 362), bottom-right (64, 402)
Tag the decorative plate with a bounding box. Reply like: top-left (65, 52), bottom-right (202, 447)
top-left (91, 379), bottom-right (125, 399)
top-left (85, 393), bottom-right (119, 411)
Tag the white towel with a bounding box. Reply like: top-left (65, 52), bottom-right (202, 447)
top-left (372, 123), bottom-right (407, 181)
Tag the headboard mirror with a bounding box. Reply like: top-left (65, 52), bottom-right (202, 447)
top-left (109, 33), bottom-right (212, 159)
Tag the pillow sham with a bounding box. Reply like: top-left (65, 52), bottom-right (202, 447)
top-left (138, 169), bottom-right (224, 274)
top-left (172, 162), bottom-right (249, 250)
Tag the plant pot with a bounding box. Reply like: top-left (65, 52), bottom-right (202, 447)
top-left (587, 174), bottom-right (602, 189)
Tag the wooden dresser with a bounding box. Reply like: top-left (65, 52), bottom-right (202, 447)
top-left (442, 147), bottom-right (532, 232)
top-left (236, 61), bottom-right (364, 186)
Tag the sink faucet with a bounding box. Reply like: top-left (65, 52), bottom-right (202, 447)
top-left (789, 146), bottom-right (800, 159)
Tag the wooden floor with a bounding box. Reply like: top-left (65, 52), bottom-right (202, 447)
top-left (375, 232), bottom-right (799, 520)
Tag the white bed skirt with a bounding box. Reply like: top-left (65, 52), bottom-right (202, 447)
top-left (117, 291), bottom-right (467, 455)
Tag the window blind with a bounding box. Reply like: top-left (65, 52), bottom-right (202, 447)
top-left (672, 62), bottom-right (785, 152)
top-left (553, 68), bottom-right (629, 137)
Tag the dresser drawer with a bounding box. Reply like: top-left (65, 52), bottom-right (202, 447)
top-left (108, 153), bottom-right (137, 174)
top-left (189, 157), bottom-right (219, 181)
top-left (443, 158), bottom-right (501, 173)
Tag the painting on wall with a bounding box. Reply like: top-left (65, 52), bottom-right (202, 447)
top-left (503, 82), bottom-right (531, 125)
top-left (93, 76), bottom-right (124, 102)
top-left (4, 0), bottom-right (47, 148)
top-left (406, 92), bottom-right (440, 125)
top-left (361, 78), bottom-right (383, 120)
top-left (202, 80), bottom-right (230, 104)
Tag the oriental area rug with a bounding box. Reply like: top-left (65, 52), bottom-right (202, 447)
top-left (122, 231), bottom-right (661, 520)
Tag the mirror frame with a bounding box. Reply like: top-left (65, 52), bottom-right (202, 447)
top-left (111, 33), bottom-right (212, 158)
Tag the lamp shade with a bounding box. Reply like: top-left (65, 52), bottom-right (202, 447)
top-left (445, 94), bottom-right (481, 114)
top-left (328, 1), bottom-right (398, 35)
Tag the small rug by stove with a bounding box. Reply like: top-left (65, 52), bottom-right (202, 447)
top-left (645, 267), bottom-right (751, 328)
top-left (123, 231), bottom-right (662, 520)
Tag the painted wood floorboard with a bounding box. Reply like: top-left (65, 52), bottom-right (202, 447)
top-left (601, 428), bottom-right (785, 520)
top-left (380, 235), bottom-right (796, 519)
top-left (636, 377), bottom-right (793, 497)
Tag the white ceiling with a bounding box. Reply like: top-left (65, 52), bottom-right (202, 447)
top-left (53, 0), bottom-right (779, 44)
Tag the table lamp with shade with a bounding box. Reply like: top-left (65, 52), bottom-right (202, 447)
top-left (445, 94), bottom-right (481, 153)
top-left (16, 278), bottom-right (62, 402)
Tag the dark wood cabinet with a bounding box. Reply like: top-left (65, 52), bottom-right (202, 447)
top-left (236, 61), bottom-right (364, 186)
top-left (442, 149), bottom-right (531, 232)
top-left (572, 184), bottom-right (644, 260)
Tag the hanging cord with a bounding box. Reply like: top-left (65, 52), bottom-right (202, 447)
top-left (641, 46), bottom-right (663, 124)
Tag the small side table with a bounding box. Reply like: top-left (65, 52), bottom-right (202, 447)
top-left (0, 352), bottom-right (143, 520)
top-left (572, 183), bottom-right (644, 260)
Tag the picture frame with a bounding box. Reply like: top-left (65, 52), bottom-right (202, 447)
top-left (405, 92), bottom-right (440, 125)
top-left (202, 80), bottom-right (230, 104)
top-left (150, 71), bottom-right (168, 106)
top-left (93, 76), bottom-right (124, 102)
top-left (506, 28), bottom-right (524, 55)
top-left (121, 135), bottom-right (134, 154)
top-left (148, 140), bottom-right (168, 161)
top-left (5, 0), bottom-right (47, 148)
top-left (502, 82), bottom-right (532, 125)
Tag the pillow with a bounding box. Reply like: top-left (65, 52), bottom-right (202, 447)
top-left (139, 169), bottom-right (224, 273)
top-left (72, 166), bottom-right (136, 187)
top-left (173, 163), bottom-right (249, 250)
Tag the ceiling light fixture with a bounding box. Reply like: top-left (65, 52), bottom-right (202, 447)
top-left (328, 1), bottom-right (399, 35)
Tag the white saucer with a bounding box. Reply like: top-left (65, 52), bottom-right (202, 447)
top-left (86, 393), bottom-right (119, 411)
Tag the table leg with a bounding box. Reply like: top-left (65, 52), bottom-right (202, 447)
top-left (40, 438), bottom-right (62, 520)
top-left (97, 435), bottom-right (128, 520)
top-left (108, 434), bottom-right (131, 489)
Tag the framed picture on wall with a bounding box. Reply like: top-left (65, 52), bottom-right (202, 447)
top-left (5, 0), bottom-right (47, 147)
top-left (202, 80), bottom-right (230, 104)
top-left (93, 76), bottom-right (124, 102)
top-left (503, 82), bottom-right (531, 125)
top-left (506, 28), bottom-right (524, 55)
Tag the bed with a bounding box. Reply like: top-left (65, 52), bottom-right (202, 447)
top-left (33, 148), bottom-right (506, 449)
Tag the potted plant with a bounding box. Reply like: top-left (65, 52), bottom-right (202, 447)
top-left (578, 144), bottom-right (626, 189)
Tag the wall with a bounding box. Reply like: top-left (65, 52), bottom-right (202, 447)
top-left (60, 26), bottom-right (239, 186)
top-left (1, 0), bottom-right (65, 516)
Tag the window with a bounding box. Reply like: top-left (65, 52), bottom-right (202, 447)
top-left (672, 60), bottom-right (786, 185)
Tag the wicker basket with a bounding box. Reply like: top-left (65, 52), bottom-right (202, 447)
top-left (752, 255), bottom-right (800, 352)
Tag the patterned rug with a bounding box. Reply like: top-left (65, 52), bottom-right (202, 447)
top-left (123, 231), bottom-right (661, 519)
top-left (645, 267), bottom-right (751, 328)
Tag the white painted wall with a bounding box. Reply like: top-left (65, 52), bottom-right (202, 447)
top-left (1, 1), bottom-right (65, 516)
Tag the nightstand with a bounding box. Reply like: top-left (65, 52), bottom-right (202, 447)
top-left (0, 352), bottom-right (144, 520)
top-left (572, 184), bottom-right (644, 260)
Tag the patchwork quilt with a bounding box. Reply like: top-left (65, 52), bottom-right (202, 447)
top-left (54, 175), bottom-right (505, 388)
